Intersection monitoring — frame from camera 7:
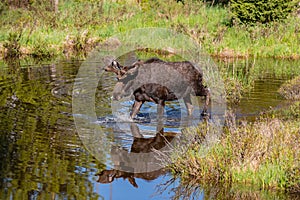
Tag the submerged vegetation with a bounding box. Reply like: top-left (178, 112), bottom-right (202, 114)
top-left (167, 103), bottom-right (300, 193)
top-left (0, 0), bottom-right (299, 60)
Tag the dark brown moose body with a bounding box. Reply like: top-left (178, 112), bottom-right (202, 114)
top-left (105, 58), bottom-right (210, 118)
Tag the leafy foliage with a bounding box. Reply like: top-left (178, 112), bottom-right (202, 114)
top-left (203, 0), bottom-right (230, 6)
top-left (230, 0), bottom-right (299, 24)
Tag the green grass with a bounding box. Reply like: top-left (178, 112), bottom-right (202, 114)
top-left (166, 103), bottom-right (300, 192)
top-left (0, 0), bottom-right (299, 60)
top-left (1, 0), bottom-right (299, 105)
top-left (216, 57), bottom-right (300, 104)
top-left (1, 0), bottom-right (300, 194)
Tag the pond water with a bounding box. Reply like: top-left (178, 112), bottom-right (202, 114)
top-left (0, 58), bottom-right (299, 200)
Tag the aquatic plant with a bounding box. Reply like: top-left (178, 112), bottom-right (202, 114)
top-left (31, 38), bottom-right (55, 59)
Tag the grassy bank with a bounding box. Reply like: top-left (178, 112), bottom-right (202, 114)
top-left (166, 99), bottom-right (300, 193)
top-left (279, 75), bottom-right (300, 100)
top-left (0, 0), bottom-right (300, 60)
top-left (166, 75), bottom-right (300, 192)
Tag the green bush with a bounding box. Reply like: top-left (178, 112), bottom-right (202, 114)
top-left (230, 0), bottom-right (299, 24)
top-left (204, 0), bottom-right (230, 6)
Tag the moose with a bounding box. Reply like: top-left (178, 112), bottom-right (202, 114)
top-left (96, 123), bottom-right (176, 188)
top-left (104, 57), bottom-right (210, 119)
top-left (96, 167), bottom-right (167, 188)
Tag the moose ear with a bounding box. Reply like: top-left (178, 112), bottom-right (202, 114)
top-left (112, 60), bottom-right (121, 70)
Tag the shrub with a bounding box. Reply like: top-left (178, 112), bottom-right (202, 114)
top-left (230, 0), bottom-right (299, 24)
top-left (204, 0), bottom-right (230, 6)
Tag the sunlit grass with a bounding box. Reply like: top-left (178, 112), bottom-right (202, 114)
top-left (0, 0), bottom-right (299, 60)
top-left (166, 103), bottom-right (300, 192)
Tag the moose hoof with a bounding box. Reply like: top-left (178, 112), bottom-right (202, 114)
top-left (201, 111), bottom-right (209, 117)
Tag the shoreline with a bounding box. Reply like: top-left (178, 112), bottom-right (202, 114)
top-left (1, 1), bottom-right (299, 61)
top-left (1, 44), bottom-right (299, 61)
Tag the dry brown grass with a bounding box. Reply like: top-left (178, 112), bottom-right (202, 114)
top-left (167, 109), bottom-right (300, 192)
top-left (279, 75), bottom-right (300, 100)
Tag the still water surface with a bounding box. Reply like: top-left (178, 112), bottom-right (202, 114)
top-left (0, 58), bottom-right (299, 199)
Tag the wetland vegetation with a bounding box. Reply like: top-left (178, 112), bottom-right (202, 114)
top-left (165, 57), bottom-right (300, 194)
top-left (0, 0), bottom-right (300, 199)
top-left (0, 0), bottom-right (299, 60)
top-left (167, 103), bottom-right (299, 193)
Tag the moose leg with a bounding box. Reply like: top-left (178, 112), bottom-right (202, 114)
top-left (130, 123), bottom-right (143, 138)
top-left (201, 88), bottom-right (210, 116)
top-left (157, 100), bottom-right (165, 118)
top-left (130, 101), bottom-right (143, 119)
top-left (156, 100), bottom-right (165, 132)
top-left (183, 95), bottom-right (193, 115)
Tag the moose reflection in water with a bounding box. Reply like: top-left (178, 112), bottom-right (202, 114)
top-left (104, 58), bottom-right (210, 119)
top-left (96, 167), bottom-right (167, 188)
top-left (96, 123), bottom-right (177, 188)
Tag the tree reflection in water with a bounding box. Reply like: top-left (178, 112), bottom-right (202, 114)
top-left (0, 60), bottom-right (102, 199)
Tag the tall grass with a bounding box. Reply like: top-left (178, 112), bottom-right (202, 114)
top-left (166, 104), bottom-right (300, 192)
top-left (216, 57), bottom-right (300, 104)
top-left (0, 0), bottom-right (299, 60)
top-left (278, 76), bottom-right (300, 100)
top-left (3, 32), bottom-right (23, 59)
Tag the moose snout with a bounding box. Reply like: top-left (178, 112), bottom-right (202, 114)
top-left (112, 82), bottom-right (126, 101)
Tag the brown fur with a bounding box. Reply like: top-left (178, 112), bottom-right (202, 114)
top-left (105, 57), bottom-right (210, 118)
